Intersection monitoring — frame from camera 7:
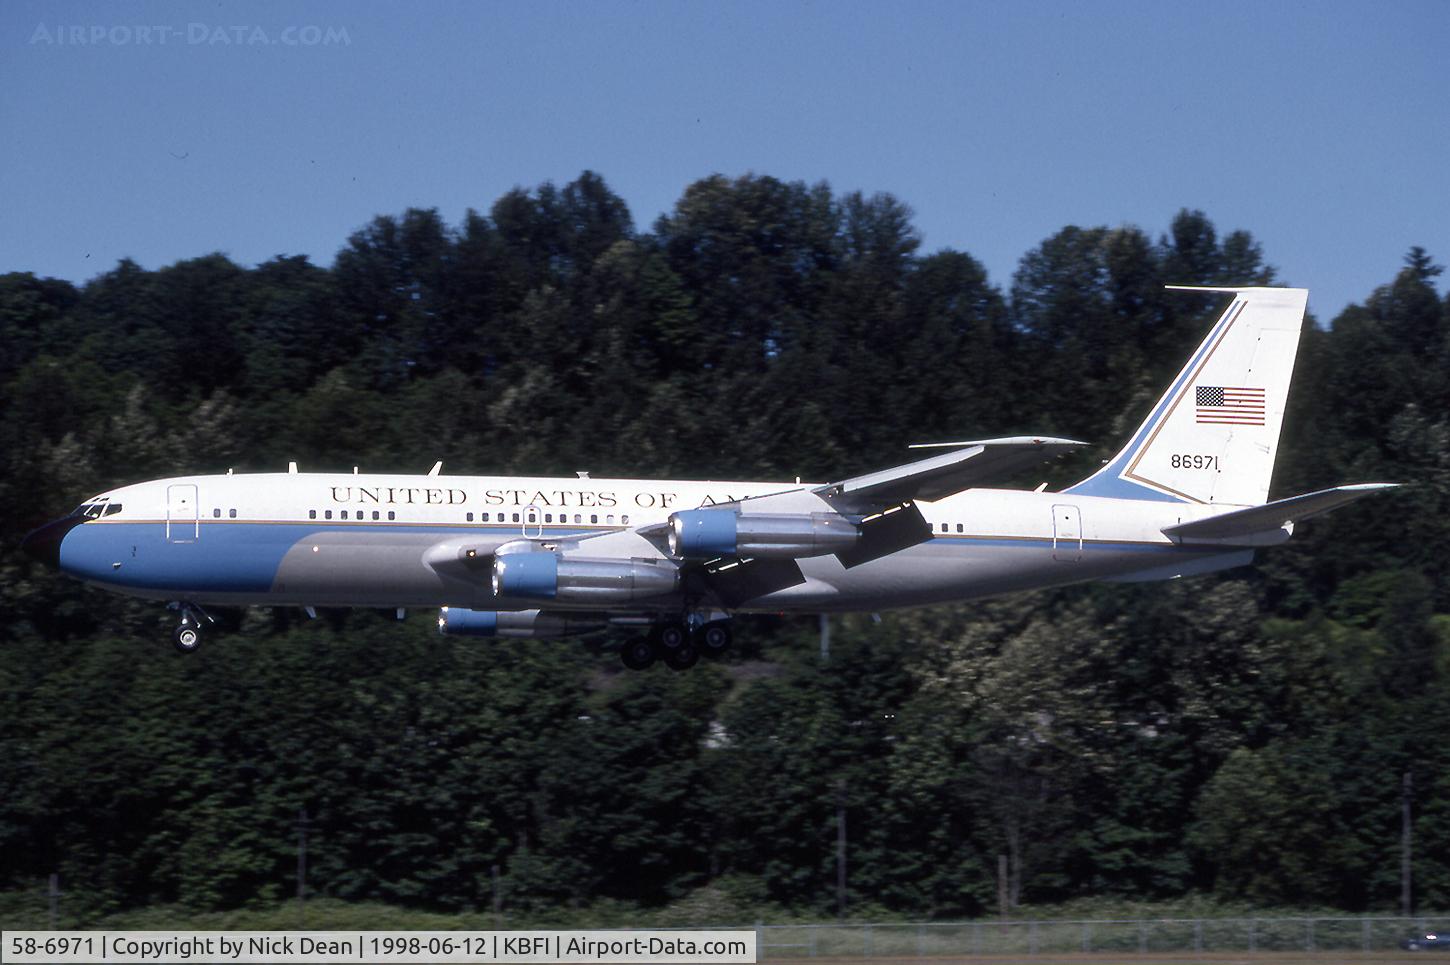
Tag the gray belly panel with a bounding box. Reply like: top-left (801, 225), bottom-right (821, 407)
top-left (738, 537), bottom-right (1226, 611)
top-left (269, 530), bottom-right (491, 607)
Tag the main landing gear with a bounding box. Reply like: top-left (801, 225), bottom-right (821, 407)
top-left (168, 602), bottom-right (212, 653)
top-left (618, 619), bottom-right (733, 671)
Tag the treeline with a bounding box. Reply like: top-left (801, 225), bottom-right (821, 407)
top-left (2, 172), bottom-right (1448, 920)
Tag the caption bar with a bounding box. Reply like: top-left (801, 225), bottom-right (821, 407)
top-left (2, 931), bottom-right (757, 964)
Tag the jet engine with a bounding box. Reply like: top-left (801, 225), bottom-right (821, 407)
top-left (668, 510), bottom-right (860, 559)
top-left (437, 607), bottom-right (604, 638)
top-left (491, 552), bottom-right (679, 603)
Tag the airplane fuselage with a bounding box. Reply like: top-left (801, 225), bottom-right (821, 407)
top-left (43, 470), bottom-right (1251, 613)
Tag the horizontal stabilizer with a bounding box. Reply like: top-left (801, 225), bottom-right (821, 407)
top-left (1163, 483), bottom-right (1399, 543)
top-left (820, 436), bottom-right (1085, 509)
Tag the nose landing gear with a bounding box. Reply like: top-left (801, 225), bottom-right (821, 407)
top-left (168, 603), bottom-right (213, 653)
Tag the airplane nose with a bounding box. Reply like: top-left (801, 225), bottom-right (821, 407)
top-left (20, 515), bottom-right (84, 569)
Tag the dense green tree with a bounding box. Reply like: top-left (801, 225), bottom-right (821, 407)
top-left (2, 178), bottom-right (1447, 920)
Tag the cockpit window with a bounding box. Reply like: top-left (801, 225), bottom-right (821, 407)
top-left (71, 500), bottom-right (122, 519)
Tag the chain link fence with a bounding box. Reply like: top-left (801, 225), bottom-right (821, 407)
top-left (754, 915), bottom-right (1450, 959)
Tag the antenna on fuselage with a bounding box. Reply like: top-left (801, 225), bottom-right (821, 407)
top-left (288, 462), bottom-right (298, 474)
top-left (428, 461), bottom-right (443, 476)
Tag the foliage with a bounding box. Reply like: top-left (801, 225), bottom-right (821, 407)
top-left (2, 175), bottom-right (1448, 921)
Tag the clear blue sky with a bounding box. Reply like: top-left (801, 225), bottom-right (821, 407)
top-left (2, 0), bottom-right (1445, 322)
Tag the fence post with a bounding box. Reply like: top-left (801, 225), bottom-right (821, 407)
top-left (972, 921), bottom-right (982, 955)
top-left (864, 923), bottom-right (873, 959)
top-left (1249, 918), bottom-right (1256, 953)
top-left (1029, 921), bottom-right (1038, 956)
top-left (1362, 917), bottom-right (1371, 953)
top-left (916, 924), bottom-right (924, 960)
top-left (48, 874), bottom-right (61, 930)
top-left (1081, 921), bottom-right (1090, 953)
top-left (755, 921), bottom-right (764, 962)
top-left (1306, 918), bottom-right (1315, 952)
top-left (808, 924), bottom-right (817, 958)
top-left (1138, 920), bottom-right (1147, 954)
top-left (1194, 919), bottom-right (1202, 953)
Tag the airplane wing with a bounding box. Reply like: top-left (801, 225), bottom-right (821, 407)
top-left (816, 436), bottom-right (1086, 510)
top-left (1162, 483), bottom-right (1400, 543)
top-left (426, 437), bottom-right (1087, 606)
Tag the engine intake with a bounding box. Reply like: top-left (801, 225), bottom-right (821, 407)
top-left (491, 552), bottom-right (679, 603)
top-left (438, 608), bottom-right (603, 639)
top-left (668, 510), bottom-right (860, 559)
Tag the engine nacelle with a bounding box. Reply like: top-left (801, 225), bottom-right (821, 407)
top-left (668, 510), bottom-right (860, 559)
top-left (437, 607), bottom-right (604, 639)
top-left (491, 552), bottom-right (679, 603)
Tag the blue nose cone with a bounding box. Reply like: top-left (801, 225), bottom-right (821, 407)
top-left (21, 515), bottom-right (84, 569)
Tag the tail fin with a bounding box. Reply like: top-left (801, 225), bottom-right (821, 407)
top-left (1065, 286), bottom-right (1307, 506)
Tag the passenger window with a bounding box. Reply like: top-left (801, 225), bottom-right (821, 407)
top-left (622, 515), bottom-right (630, 525)
top-left (309, 510), bottom-right (317, 519)
top-left (325, 510), bottom-right (333, 520)
top-left (512, 513), bottom-right (520, 523)
top-left (591, 514), bottom-right (598, 524)
top-left (956, 523), bottom-right (963, 533)
top-left (388, 511), bottom-right (396, 520)
top-left (940, 522), bottom-right (948, 533)
top-left (213, 508), bottom-right (222, 518)
top-left (574, 514), bottom-right (582, 524)
top-left (607, 514), bottom-right (615, 524)
top-left (467, 512), bottom-right (474, 522)
top-left (544, 513), bottom-right (552, 523)
top-left (342, 510), bottom-right (349, 520)
top-left (229, 509), bottom-right (237, 519)
top-left (482, 512), bottom-right (490, 522)
top-left (372, 511), bottom-right (380, 520)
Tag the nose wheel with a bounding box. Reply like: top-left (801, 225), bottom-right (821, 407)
top-left (173, 622), bottom-right (202, 653)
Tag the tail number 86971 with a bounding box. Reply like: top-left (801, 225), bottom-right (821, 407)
top-left (1170, 454), bottom-right (1220, 470)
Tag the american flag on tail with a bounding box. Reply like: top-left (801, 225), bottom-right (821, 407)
top-left (1195, 385), bottom-right (1265, 425)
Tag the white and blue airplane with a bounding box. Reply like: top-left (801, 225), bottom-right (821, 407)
top-left (22, 287), bottom-right (1394, 669)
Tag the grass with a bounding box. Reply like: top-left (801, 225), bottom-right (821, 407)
top-left (1, 886), bottom-right (1444, 934)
